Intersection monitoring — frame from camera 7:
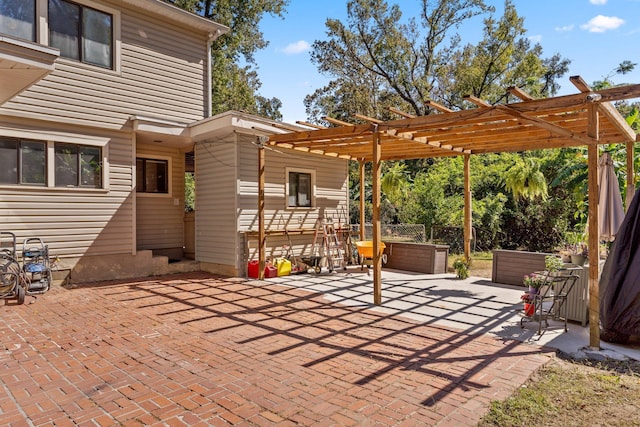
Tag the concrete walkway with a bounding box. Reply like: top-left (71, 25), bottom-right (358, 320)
top-left (1, 271), bottom-right (555, 426)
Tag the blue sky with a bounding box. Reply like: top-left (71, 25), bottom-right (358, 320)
top-left (253, 0), bottom-right (640, 124)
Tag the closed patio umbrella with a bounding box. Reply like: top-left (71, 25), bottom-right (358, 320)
top-left (598, 152), bottom-right (625, 242)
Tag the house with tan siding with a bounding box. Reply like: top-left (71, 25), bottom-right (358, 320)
top-left (1, 0), bottom-right (349, 282)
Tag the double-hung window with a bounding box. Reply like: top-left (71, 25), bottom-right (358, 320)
top-left (48, 0), bottom-right (113, 69)
top-left (0, 1), bottom-right (36, 41)
top-left (288, 170), bottom-right (313, 208)
top-left (0, 138), bottom-right (46, 185)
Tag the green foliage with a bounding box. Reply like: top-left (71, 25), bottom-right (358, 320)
top-left (453, 257), bottom-right (471, 279)
top-left (185, 172), bottom-right (195, 212)
top-left (504, 156), bottom-right (548, 201)
top-left (306, 0), bottom-right (568, 121)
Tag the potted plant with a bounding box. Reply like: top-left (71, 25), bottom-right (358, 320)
top-left (520, 292), bottom-right (536, 316)
top-left (544, 255), bottom-right (564, 275)
top-left (453, 257), bottom-right (471, 279)
top-left (565, 231), bottom-right (588, 266)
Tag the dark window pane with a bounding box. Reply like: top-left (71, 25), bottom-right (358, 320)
top-left (136, 158), bottom-right (144, 191)
top-left (82, 7), bottom-right (111, 68)
top-left (0, 0), bottom-right (35, 40)
top-left (297, 173), bottom-right (311, 207)
top-left (49, 0), bottom-right (80, 60)
top-left (145, 160), bottom-right (167, 193)
top-left (0, 139), bottom-right (18, 184)
top-left (55, 143), bottom-right (78, 187)
top-left (80, 146), bottom-right (101, 187)
top-left (288, 172), bottom-right (297, 206)
top-left (20, 141), bottom-right (46, 185)
top-left (288, 172), bottom-right (312, 207)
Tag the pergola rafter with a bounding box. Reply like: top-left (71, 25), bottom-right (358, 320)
top-left (260, 78), bottom-right (640, 350)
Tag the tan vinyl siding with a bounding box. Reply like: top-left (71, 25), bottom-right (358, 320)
top-left (135, 143), bottom-right (185, 251)
top-left (237, 139), bottom-right (349, 266)
top-left (1, 4), bottom-right (208, 128)
top-left (0, 130), bottom-right (133, 258)
top-left (194, 139), bottom-right (238, 265)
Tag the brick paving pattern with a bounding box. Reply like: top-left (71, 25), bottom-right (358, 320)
top-left (0, 272), bottom-right (553, 426)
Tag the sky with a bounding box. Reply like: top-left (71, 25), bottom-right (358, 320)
top-left (252, 0), bottom-right (640, 124)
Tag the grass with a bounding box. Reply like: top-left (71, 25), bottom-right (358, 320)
top-left (478, 356), bottom-right (640, 426)
top-left (448, 251), bottom-right (493, 278)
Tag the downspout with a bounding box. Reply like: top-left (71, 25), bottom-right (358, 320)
top-left (206, 33), bottom-right (215, 118)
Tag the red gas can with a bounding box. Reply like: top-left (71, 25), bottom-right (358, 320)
top-left (264, 264), bottom-right (278, 278)
top-left (247, 260), bottom-right (259, 278)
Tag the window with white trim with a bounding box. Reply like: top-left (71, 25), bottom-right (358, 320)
top-left (48, 0), bottom-right (113, 69)
top-left (287, 169), bottom-right (314, 208)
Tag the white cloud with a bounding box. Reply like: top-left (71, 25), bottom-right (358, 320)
top-left (555, 24), bottom-right (575, 32)
top-left (528, 35), bottom-right (542, 43)
top-left (282, 40), bottom-right (310, 55)
top-left (580, 15), bottom-right (624, 32)
top-left (589, 0), bottom-right (607, 4)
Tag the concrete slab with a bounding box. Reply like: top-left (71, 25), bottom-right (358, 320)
top-left (271, 268), bottom-right (640, 362)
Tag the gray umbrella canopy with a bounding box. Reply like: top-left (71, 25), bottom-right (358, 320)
top-left (598, 152), bottom-right (625, 242)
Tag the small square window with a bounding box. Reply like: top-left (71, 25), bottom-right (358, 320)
top-left (136, 158), bottom-right (168, 193)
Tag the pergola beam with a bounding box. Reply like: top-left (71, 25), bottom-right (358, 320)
top-left (507, 86), bottom-right (535, 101)
top-left (496, 104), bottom-right (597, 146)
top-left (388, 107), bottom-right (415, 118)
top-left (464, 94), bottom-right (492, 108)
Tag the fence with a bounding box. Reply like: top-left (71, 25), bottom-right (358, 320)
top-left (429, 226), bottom-right (476, 254)
top-left (350, 224), bottom-right (426, 243)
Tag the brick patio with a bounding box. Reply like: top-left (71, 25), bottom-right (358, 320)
top-left (0, 272), bottom-right (553, 426)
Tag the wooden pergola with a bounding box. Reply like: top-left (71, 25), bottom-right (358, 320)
top-left (261, 76), bottom-right (640, 349)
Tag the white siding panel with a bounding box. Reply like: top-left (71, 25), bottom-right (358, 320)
top-left (1, 8), bottom-right (208, 128)
top-left (195, 140), bottom-right (238, 266)
top-left (135, 143), bottom-right (185, 251)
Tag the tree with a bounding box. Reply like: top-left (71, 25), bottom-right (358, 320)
top-left (307, 0), bottom-right (568, 120)
top-left (168, 0), bottom-right (289, 119)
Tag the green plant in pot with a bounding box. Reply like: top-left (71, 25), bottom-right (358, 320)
top-left (545, 255), bottom-right (564, 274)
top-left (453, 257), bottom-right (471, 279)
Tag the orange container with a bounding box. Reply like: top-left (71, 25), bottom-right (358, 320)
top-left (355, 241), bottom-right (386, 258)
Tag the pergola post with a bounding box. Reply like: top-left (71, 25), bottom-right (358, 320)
top-left (463, 154), bottom-right (472, 259)
top-left (626, 141), bottom-right (635, 210)
top-left (258, 142), bottom-right (266, 280)
top-left (359, 159), bottom-right (366, 242)
top-left (587, 104), bottom-right (600, 349)
top-left (372, 127), bottom-right (382, 305)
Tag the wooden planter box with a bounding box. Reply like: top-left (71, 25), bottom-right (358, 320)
top-left (491, 249), bottom-right (552, 286)
top-left (383, 242), bottom-right (449, 274)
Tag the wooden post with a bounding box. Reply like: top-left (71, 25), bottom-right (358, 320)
top-left (626, 141), bottom-right (635, 211)
top-left (587, 104), bottom-right (600, 349)
top-left (359, 159), bottom-right (366, 241)
top-left (372, 128), bottom-right (382, 305)
top-left (463, 154), bottom-right (472, 260)
top-left (258, 141), bottom-right (266, 280)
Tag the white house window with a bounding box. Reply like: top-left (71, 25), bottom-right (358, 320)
top-left (0, 138), bottom-right (46, 185)
top-left (136, 158), bottom-right (168, 193)
top-left (288, 170), bottom-right (313, 208)
top-left (0, 1), bottom-right (36, 41)
top-left (54, 143), bottom-right (102, 188)
top-left (48, 0), bottom-right (113, 69)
